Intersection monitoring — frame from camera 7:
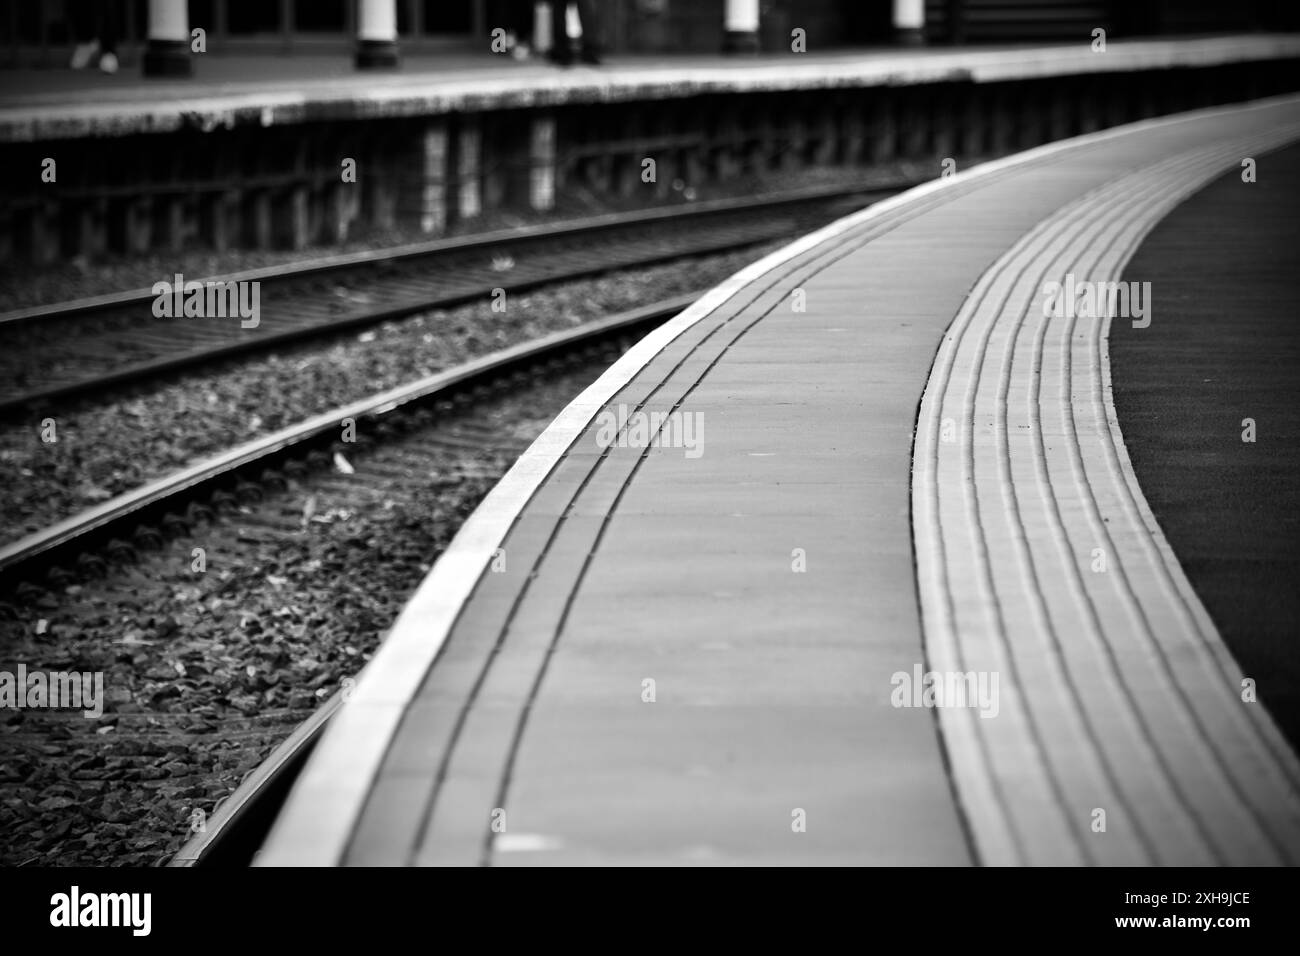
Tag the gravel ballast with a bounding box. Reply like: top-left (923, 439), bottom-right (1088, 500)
top-left (0, 360), bottom-right (607, 867)
top-left (0, 244), bottom-right (784, 544)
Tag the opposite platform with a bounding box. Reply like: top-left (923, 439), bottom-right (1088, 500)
top-left (9, 35), bottom-right (1299, 267)
top-left (259, 95), bottom-right (1300, 866)
top-left (3, 35), bottom-right (1299, 141)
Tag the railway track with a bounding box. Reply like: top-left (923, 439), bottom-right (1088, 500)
top-left (0, 296), bottom-right (687, 592)
top-left (166, 687), bottom-right (340, 867)
top-left (0, 180), bottom-right (915, 415)
top-left (4, 299), bottom-right (661, 866)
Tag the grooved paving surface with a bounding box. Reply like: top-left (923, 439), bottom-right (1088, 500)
top-left (261, 96), bottom-right (1300, 867)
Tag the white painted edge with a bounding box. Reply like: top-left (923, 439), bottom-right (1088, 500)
top-left (255, 90), bottom-right (1300, 866)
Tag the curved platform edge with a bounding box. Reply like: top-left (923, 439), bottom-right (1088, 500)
top-left (256, 91), bottom-right (1300, 866)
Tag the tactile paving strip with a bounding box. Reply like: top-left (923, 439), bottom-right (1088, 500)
top-left (912, 104), bottom-right (1300, 865)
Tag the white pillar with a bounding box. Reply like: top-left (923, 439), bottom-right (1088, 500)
top-left (143, 0), bottom-right (191, 76)
top-left (723, 0), bottom-right (760, 54)
top-left (534, 2), bottom-right (552, 52)
top-left (893, 0), bottom-right (926, 44)
top-left (356, 0), bottom-right (400, 69)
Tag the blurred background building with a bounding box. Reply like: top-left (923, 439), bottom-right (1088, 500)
top-left (2, 0), bottom-right (1299, 67)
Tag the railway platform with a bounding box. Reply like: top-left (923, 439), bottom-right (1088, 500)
top-left (3, 35), bottom-right (1299, 265)
top-left (4, 36), bottom-right (1298, 137)
top-left (258, 93), bottom-right (1300, 866)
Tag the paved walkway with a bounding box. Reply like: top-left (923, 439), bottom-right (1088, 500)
top-left (259, 95), bottom-right (1300, 866)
